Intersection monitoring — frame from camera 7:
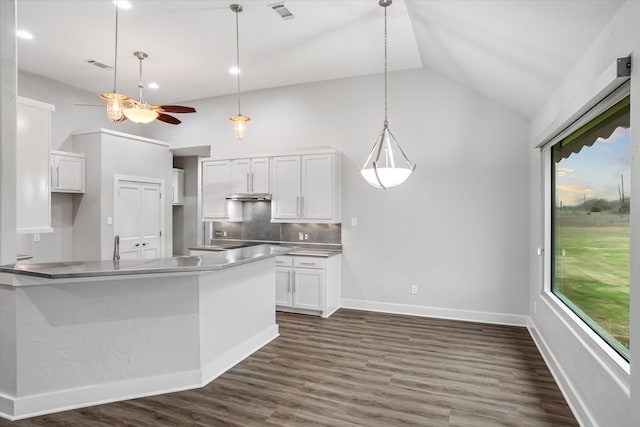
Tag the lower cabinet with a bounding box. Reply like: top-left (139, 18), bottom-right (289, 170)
top-left (275, 255), bottom-right (341, 318)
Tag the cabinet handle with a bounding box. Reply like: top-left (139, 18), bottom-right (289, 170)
top-left (246, 173), bottom-right (250, 192)
top-left (300, 196), bottom-right (304, 217)
top-left (300, 262), bottom-right (315, 266)
top-left (291, 270), bottom-right (295, 293)
top-left (251, 172), bottom-right (254, 193)
top-left (296, 196), bottom-right (300, 217)
top-left (56, 166), bottom-right (60, 187)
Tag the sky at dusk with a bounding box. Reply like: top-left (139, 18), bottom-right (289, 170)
top-left (555, 126), bottom-right (630, 206)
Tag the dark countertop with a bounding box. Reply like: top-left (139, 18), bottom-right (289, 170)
top-left (0, 244), bottom-right (293, 280)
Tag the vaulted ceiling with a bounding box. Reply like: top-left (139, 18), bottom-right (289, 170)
top-left (16, 0), bottom-right (624, 119)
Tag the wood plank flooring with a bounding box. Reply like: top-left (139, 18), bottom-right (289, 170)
top-left (0, 309), bottom-right (578, 426)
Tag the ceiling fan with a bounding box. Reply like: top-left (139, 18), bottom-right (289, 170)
top-left (99, 51), bottom-right (196, 125)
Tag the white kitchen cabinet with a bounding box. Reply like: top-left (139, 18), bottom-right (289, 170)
top-left (271, 152), bottom-right (341, 223)
top-left (274, 254), bottom-right (341, 317)
top-left (17, 97), bottom-right (55, 234)
top-left (231, 157), bottom-right (269, 194)
top-left (171, 168), bottom-right (184, 205)
top-left (201, 160), bottom-right (241, 221)
top-left (51, 150), bottom-right (85, 193)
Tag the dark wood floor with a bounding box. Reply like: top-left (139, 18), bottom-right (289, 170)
top-left (1, 309), bottom-right (577, 426)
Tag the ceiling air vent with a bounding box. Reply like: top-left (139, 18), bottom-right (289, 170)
top-left (85, 59), bottom-right (112, 70)
top-left (269, 2), bottom-right (294, 20)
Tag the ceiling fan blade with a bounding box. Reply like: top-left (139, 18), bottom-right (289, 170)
top-left (157, 113), bottom-right (182, 125)
top-left (153, 105), bottom-right (196, 114)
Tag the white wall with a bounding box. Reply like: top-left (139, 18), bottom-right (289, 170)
top-left (16, 71), bottom-right (146, 261)
top-left (144, 67), bottom-right (531, 323)
top-left (528, 2), bottom-right (638, 426)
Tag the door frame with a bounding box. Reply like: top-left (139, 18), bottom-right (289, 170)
top-left (113, 174), bottom-right (166, 258)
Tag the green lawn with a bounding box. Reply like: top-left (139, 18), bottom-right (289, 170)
top-left (554, 214), bottom-right (630, 355)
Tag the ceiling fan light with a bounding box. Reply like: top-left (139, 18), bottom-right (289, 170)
top-left (100, 92), bottom-right (128, 122)
top-left (230, 114), bottom-right (251, 139)
top-left (123, 103), bottom-right (159, 124)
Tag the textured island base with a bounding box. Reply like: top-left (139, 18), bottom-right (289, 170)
top-left (0, 258), bottom-right (277, 420)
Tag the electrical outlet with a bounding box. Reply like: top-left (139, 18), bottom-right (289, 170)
top-left (214, 230), bottom-right (223, 238)
top-left (298, 232), bottom-right (304, 241)
top-left (304, 233), bottom-right (309, 240)
top-left (411, 285), bottom-right (418, 295)
top-left (223, 231), bottom-right (227, 237)
top-left (33, 233), bottom-right (40, 243)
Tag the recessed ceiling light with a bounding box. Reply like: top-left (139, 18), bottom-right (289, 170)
top-left (113, 0), bottom-right (132, 9)
top-left (147, 82), bottom-right (159, 89)
top-left (16, 30), bottom-right (33, 40)
top-left (229, 66), bottom-right (240, 75)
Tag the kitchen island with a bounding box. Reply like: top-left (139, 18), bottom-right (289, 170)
top-left (0, 245), bottom-right (290, 420)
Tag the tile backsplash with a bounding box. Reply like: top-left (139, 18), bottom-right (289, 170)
top-left (206, 201), bottom-right (341, 244)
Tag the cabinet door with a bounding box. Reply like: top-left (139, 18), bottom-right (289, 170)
top-left (172, 169), bottom-right (184, 205)
top-left (275, 268), bottom-right (294, 308)
top-left (250, 157), bottom-right (270, 193)
top-left (271, 156), bottom-right (301, 220)
top-left (202, 160), bottom-right (231, 219)
top-left (230, 158), bottom-right (251, 194)
top-left (52, 153), bottom-right (84, 192)
top-left (293, 269), bottom-right (324, 311)
top-left (114, 180), bottom-right (142, 259)
top-left (17, 100), bottom-right (53, 233)
top-left (301, 154), bottom-right (333, 220)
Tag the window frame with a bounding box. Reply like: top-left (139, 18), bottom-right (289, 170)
top-left (540, 81), bottom-right (631, 373)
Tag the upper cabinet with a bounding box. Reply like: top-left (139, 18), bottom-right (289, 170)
top-left (271, 152), bottom-right (341, 223)
top-left (201, 160), bottom-right (241, 221)
top-left (17, 97), bottom-right (55, 234)
top-left (171, 168), bottom-right (184, 205)
top-left (51, 150), bottom-right (85, 193)
top-left (231, 157), bottom-right (269, 194)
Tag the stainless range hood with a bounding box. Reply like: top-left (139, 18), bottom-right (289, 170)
top-left (225, 193), bottom-right (272, 201)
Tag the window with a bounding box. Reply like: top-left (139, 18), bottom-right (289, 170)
top-left (551, 95), bottom-right (630, 361)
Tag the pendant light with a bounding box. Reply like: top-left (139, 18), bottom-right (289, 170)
top-left (360, 0), bottom-right (415, 189)
top-left (123, 51), bottom-right (159, 124)
top-left (229, 4), bottom-right (250, 140)
top-left (99, 1), bottom-right (127, 123)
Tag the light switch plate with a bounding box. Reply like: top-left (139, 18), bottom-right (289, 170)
top-left (351, 217), bottom-right (358, 227)
top-left (107, 216), bottom-right (113, 225)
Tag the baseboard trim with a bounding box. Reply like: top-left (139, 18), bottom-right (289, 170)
top-left (340, 298), bottom-right (529, 326)
top-left (527, 320), bottom-right (594, 427)
top-left (201, 324), bottom-right (279, 385)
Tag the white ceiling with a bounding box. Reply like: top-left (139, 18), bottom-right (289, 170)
top-left (16, 0), bottom-right (624, 119)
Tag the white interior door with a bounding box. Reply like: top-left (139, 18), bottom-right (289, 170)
top-left (115, 181), bottom-right (143, 260)
top-left (115, 178), bottom-right (163, 260)
top-left (140, 183), bottom-right (162, 258)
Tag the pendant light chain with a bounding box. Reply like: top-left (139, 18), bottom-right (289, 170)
top-left (383, 3), bottom-right (388, 127)
top-left (235, 8), bottom-right (242, 115)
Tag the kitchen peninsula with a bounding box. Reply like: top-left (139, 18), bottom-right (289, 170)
top-left (0, 245), bottom-right (290, 421)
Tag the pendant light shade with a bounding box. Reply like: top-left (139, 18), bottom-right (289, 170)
top-left (99, 2), bottom-right (127, 123)
top-left (230, 114), bottom-right (250, 139)
top-left (360, 0), bottom-right (415, 189)
top-left (361, 122), bottom-right (415, 189)
top-left (229, 4), bottom-right (250, 140)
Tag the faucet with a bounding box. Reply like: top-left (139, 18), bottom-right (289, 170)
top-left (113, 235), bottom-right (120, 261)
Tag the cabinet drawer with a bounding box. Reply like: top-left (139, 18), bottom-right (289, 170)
top-left (275, 256), bottom-right (293, 267)
top-left (293, 256), bottom-right (325, 269)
